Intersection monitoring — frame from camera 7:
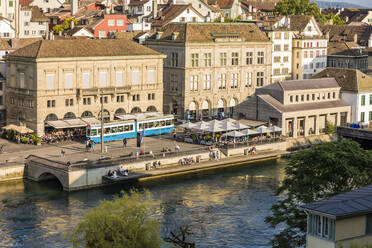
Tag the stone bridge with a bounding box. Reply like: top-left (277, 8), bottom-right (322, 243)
top-left (337, 126), bottom-right (372, 148)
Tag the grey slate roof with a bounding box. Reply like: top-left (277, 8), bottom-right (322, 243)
top-left (279, 78), bottom-right (340, 91)
top-left (301, 185), bottom-right (372, 219)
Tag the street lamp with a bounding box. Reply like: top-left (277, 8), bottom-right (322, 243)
top-left (100, 92), bottom-right (104, 154)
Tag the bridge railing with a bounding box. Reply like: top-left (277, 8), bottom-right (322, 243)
top-left (26, 155), bottom-right (69, 171)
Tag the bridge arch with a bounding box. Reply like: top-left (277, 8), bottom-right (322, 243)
top-left (37, 172), bottom-right (65, 189)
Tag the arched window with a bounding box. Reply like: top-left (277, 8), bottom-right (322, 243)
top-left (98, 109), bottom-right (110, 122)
top-left (81, 111), bottom-right (93, 118)
top-left (63, 112), bottom-right (76, 120)
top-left (18, 111), bottom-right (26, 126)
top-left (45, 113), bottom-right (58, 121)
top-left (114, 108), bottom-right (126, 120)
top-left (146, 106), bottom-right (157, 112)
top-left (131, 107), bottom-right (141, 113)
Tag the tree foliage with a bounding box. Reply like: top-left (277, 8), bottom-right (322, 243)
top-left (326, 121), bottom-right (336, 134)
top-left (265, 140), bottom-right (372, 247)
top-left (53, 17), bottom-right (78, 34)
top-left (274, 0), bottom-right (325, 23)
top-left (327, 13), bottom-right (345, 25)
top-left (70, 189), bottom-right (162, 248)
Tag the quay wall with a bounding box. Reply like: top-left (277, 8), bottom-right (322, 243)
top-left (0, 163), bottom-right (25, 182)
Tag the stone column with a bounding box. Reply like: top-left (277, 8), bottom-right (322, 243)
top-left (336, 112), bottom-right (341, 126)
top-left (315, 115), bottom-right (320, 135)
top-left (304, 116), bottom-right (310, 137)
top-left (293, 117), bottom-right (298, 138)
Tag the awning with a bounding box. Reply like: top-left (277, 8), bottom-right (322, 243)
top-left (46, 119), bottom-right (89, 129)
top-left (2, 124), bottom-right (34, 134)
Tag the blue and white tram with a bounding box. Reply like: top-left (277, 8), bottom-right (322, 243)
top-left (86, 115), bottom-right (174, 143)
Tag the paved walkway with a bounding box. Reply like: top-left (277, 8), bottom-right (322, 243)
top-left (0, 135), bottom-right (202, 164)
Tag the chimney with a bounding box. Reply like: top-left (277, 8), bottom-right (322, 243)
top-left (71, 0), bottom-right (78, 15)
top-left (152, 0), bottom-right (157, 19)
top-left (354, 33), bottom-right (358, 43)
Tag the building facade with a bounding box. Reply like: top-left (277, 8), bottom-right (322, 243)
top-left (301, 185), bottom-right (372, 248)
top-left (6, 39), bottom-right (165, 135)
top-left (290, 15), bottom-right (327, 80)
top-left (0, 0), bottom-right (18, 29)
top-left (312, 68), bottom-right (372, 125)
top-left (146, 22), bottom-right (272, 120)
top-left (92, 14), bottom-right (129, 38)
top-left (19, 6), bottom-right (49, 38)
top-left (236, 78), bottom-right (350, 138)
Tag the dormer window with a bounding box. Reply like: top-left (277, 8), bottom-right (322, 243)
top-left (307, 26), bottom-right (312, 32)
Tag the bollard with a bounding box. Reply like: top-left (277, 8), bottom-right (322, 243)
top-left (105, 146), bottom-right (108, 153)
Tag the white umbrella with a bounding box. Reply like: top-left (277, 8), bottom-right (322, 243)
top-left (207, 119), bottom-right (222, 126)
top-left (233, 122), bottom-right (250, 130)
top-left (193, 121), bottom-right (209, 131)
top-left (179, 122), bottom-right (196, 129)
top-left (241, 129), bottom-right (259, 136)
top-left (205, 123), bottom-right (224, 133)
top-left (269, 125), bottom-right (282, 133)
top-left (255, 125), bottom-right (272, 134)
top-left (220, 118), bottom-right (237, 124)
top-left (223, 130), bottom-right (245, 137)
top-left (220, 121), bottom-right (238, 131)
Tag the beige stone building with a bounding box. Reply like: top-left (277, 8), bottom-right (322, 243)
top-left (6, 39), bottom-right (165, 135)
top-left (146, 22), bottom-right (272, 120)
top-left (236, 78), bottom-right (350, 138)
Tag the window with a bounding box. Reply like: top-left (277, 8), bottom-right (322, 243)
top-left (246, 52), bottom-right (253, 65)
top-left (283, 56), bottom-right (289, 62)
top-left (116, 71), bottom-right (123, 86)
top-left (108, 19), bottom-right (115, 26)
top-left (147, 93), bottom-right (155, 100)
top-left (0, 82), bottom-right (2, 91)
top-left (366, 214), bottom-right (372, 234)
top-left (100, 96), bottom-right (108, 103)
top-left (245, 72), bottom-right (252, 87)
top-left (282, 68), bottom-right (289, 74)
top-left (304, 51), bottom-right (308, 58)
top-left (47, 100), bottom-right (55, 108)
top-left (316, 50), bottom-right (320, 57)
top-left (10, 97), bottom-right (14, 105)
top-left (231, 73), bottom-right (238, 88)
top-left (46, 73), bottom-right (55, 90)
top-left (308, 214), bottom-right (334, 240)
top-left (117, 95), bottom-right (124, 102)
top-left (117, 19), bottom-right (124, 26)
top-left (301, 95), bottom-right (304, 101)
top-left (274, 56), bottom-right (281, 63)
top-left (19, 73), bottom-right (25, 88)
top-left (361, 112), bottom-right (365, 122)
top-left (64, 73), bottom-right (73, 89)
top-left (257, 51), bottom-right (264, 64)
top-left (370, 95), bottom-right (372, 105)
top-left (333, 92), bottom-right (336, 99)
top-left (274, 32), bottom-right (281, 39)
top-left (307, 94), bottom-right (310, 101)
top-left (362, 95), bottom-right (366, 106)
top-left (83, 97), bottom-right (91, 105)
top-left (98, 30), bottom-right (106, 38)
top-left (290, 96), bottom-right (293, 102)
top-left (284, 44), bottom-right (289, 51)
top-left (274, 68), bottom-right (280, 75)
top-left (310, 51), bottom-right (314, 58)
top-left (296, 95), bottom-right (299, 102)
top-left (24, 22), bottom-right (29, 26)
top-left (218, 73), bottom-right (226, 89)
top-left (132, 94), bottom-right (140, 101)
top-left (191, 53), bottom-right (199, 67)
top-left (232, 52), bottom-right (239, 65)
top-left (312, 94), bottom-right (315, 100)
top-left (82, 72), bottom-right (90, 89)
top-left (284, 32), bottom-right (289, 39)
top-left (204, 53), bottom-right (211, 67)
top-left (65, 98), bottom-right (74, 106)
top-left (132, 69), bottom-right (139, 85)
top-left (147, 69), bottom-right (155, 84)
top-left (220, 52), bottom-right (227, 66)
top-left (0, 96), bottom-right (3, 105)
top-left (190, 75), bottom-right (198, 91)
top-left (171, 52), bottom-right (178, 67)
top-left (99, 71), bottom-right (107, 87)
top-left (203, 74), bottom-right (211, 90)
top-left (256, 72), bottom-right (264, 87)
top-left (9, 0), bottom-right (13, 7)
top-left (274, 45), bottom-right (281, 51)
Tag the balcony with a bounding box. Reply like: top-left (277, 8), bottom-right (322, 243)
top-left (77, 86), bottom-right (132, 97)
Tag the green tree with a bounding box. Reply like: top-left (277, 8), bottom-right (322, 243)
top-left (53, 17), bottom-right (78, 34)
top-left (70, 189), bottom-right (162, 248)
top-left (265, 140), bottom-right (372, 247)
top-left (327, 13), bottom-right (345, 25)
top-left (274, 0), bottom-right (325, 23)
top-left (326, 120), bottom-right (335, 134)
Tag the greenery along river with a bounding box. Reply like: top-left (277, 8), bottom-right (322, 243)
top-left (0, 159), bottom-right (286, 248)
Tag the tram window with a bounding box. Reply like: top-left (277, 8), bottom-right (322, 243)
top-left (154, 121), bottom-right (159, 127)
top-left (166, 120), bottom-right (171, 126)
top-left (148, 122), bottom-right (154, 128)
top-left (124, 125), bottom-right (129, 131)
top-left (86, 129), bottom-right (91, 136)
top-left (98, 129), bottom-right (102, 135)
top-left (130, 125), bottom-right (134, 131)
top-left (144, 123), bottom-right (148, 129)
top-left (111, 127), bottom-right (118, 133)
top-left (171, 119), bottom-right (174, 125)
top-left (118, 126), bottom-right (124, 132)
top-left (139, 123), bottom-right (143, 129)
top-left (161, 120), bottom-right (166, 126)
top-left (105, 128), bottom-right (111, 134)
top-left (91, 129), bottom-right (97, 136)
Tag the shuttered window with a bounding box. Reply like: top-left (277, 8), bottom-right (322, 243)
top-left (116, 71), bottom-right (123, 87)
top-left (46, 74), bottom-right (55, 90)
top-left (64, 73), bottom-right (73, 89)
top-left (132, 69), bottom-right (139, 85)
top-left (147, 69), bottom-right (155, 84)
top-left (82, 72), bottom-right (90, 89)
top-left (99, 71), bottom-right (107, 87)
top-left (307, 214), bottom-right (334, 241)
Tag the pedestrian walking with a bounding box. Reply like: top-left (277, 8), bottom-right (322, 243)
top-left (91, 141), bottom-right (95, 152)
top-left (61, 148), bottom-right (65, 158)
top-left (123, 138), bottom-right (127, 148)
top-left (86, 140), bottom-right (90, 152)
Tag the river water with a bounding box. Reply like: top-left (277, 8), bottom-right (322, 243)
top-left (0, 159), bottom-right (286, 248)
